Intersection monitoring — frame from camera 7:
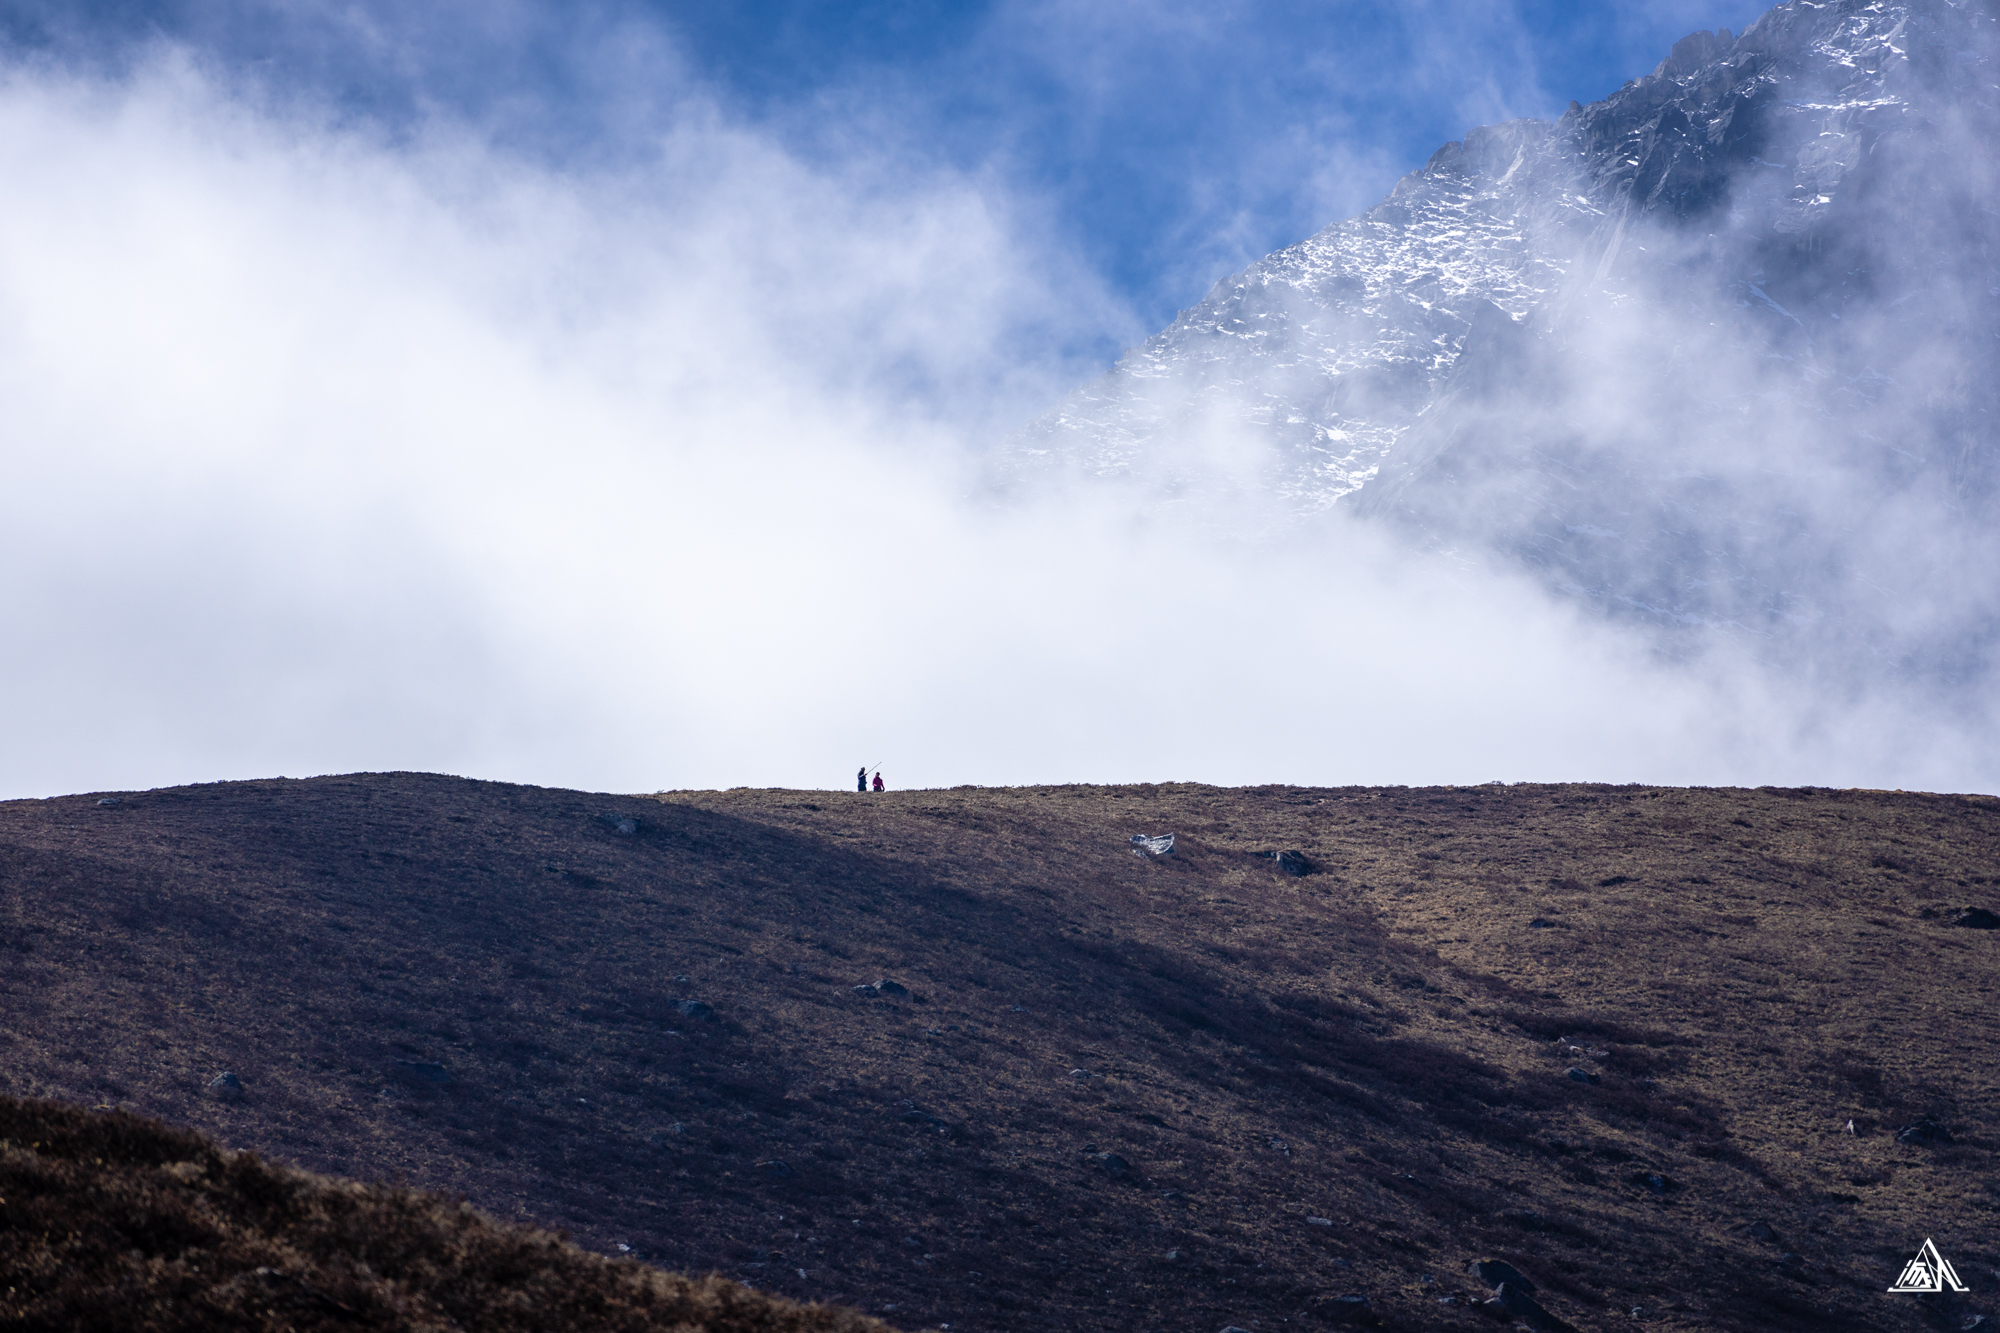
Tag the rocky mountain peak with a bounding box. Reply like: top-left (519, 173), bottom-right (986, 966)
top-left (1007, 0), bottom-right (1999, 690)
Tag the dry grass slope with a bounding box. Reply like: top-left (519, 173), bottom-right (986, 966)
top-left (0, 1094), bottom-right (894, 1332)
top-left (1, 775), bottom-right (1996, 1331)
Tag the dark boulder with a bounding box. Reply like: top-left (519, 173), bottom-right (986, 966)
top-left (1307, 1292), bottom-right (1377, 1325)
top-left (1954, 907), bottom-right (1999, 929)
top-left (675, 999), bottom-right (716, 1021)
top-left (1088, 1151), bottom-right (1131, 1179)
top-left (1564, 1067), bottom-right (1599, 1085)
top-left (1482, 1282), bottom-right (1574, 1332)
top-left (393, 1061), bottom-right (451, 1085)
top-left (205, 1071), bottom-right (245, 1102)
top-left (1469, 1259), bottom-right (1535, 1293)
top-left (1896, 1118), bottom-right (1953, 1145)
top-left (898, 1101), bottom-right (950, 1131)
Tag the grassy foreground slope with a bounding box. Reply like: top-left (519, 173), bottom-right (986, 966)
top-left (0, 1094), bottom-right (890, 1332)
top-left (1, 775), bottom-right (1996, 1331)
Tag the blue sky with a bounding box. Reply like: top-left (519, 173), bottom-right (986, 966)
top-left (3, 0), bottom-right (1765, 350)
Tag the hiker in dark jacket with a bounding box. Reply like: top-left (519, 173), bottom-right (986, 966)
top-left (857, 767), bottom-right (867, 792)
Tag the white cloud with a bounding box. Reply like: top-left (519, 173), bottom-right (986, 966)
top-left (0, 46), bottom-right (1989, 801)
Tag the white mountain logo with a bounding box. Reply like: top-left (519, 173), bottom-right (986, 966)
top-left (1888, 1239), bottom-right (1968, 1294)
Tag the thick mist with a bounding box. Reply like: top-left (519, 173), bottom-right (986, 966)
top-left (1358, 0), bottom-right (2000, 703)
top-left (0, 43), bottom-right (1990, 799)
top-left (1006, 0), bottom-right (2000, 795)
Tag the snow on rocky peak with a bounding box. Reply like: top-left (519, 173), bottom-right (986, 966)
top-left (1010, 116), bottom-right (1590, 516)
top-left (1008, 0), bottom-right (1982, 525)
top-left (1008, 0), bottom-right (2000, 684)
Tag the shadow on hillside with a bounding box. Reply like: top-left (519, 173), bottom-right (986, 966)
top-left (7, 774), bottom-right (1908, 1333)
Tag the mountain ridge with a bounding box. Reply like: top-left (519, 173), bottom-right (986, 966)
top-left (1012, 0), bottom-right (1975, 505)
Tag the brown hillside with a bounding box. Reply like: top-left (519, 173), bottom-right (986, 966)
top-left (1, 775), bottom-right (1997, 1331)
top-left (0, 1094), bottom-right (893, 1332)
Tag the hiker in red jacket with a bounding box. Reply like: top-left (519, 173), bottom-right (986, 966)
top-left (872, 772), bottom-right (885, 792)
